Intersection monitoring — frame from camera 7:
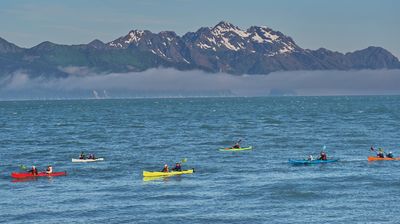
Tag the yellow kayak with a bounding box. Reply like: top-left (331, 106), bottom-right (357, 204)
top-left (142, 169), bottom-right (194, 177)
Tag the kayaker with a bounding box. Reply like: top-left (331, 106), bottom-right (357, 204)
top-left (318, 151), bottom-right (327, 160)
top-left (88, 153), bottom-right (95, 159)
top-left (29, 166), bottom-right (38, 176)
top-left (79, 152), bottom-right (86, 159)
top-left (387, 151), bottom-right (394, 158)
top-left (232, 142), bottom-right (240, 149)
top-left (377, 148), bottom-right (385, 158)
top-left (46, 165), bottom-right (53, 174)
top-left (307, 155), bottom-right (314, 161)
top-left (162, 164), bottom-right (169, 172)
top-left (172, 162), bottom-right (182, 171)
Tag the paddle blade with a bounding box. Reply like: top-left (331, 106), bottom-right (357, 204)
top-left (181, 158), bottom-right (187, 163)
top-left (19, 165), bottom-right (27, 170)
top-left (322, 145), bottom-right (326, 150)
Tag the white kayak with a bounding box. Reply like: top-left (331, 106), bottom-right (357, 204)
top-left (71, 158), bottom-right (104, 163)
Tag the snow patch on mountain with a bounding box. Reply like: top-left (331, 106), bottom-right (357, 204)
top-left (125, 30), bottom-right (144, 44)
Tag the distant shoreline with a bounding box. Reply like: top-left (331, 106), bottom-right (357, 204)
top-left (1, 94), bottom-right (399, 103)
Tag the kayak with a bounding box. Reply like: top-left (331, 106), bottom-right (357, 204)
top-left (289, 159), bottom-right (339, 165)
top-left (72, 158), bottom-right (104, 163)
top-left (143, 169), bottom-right (194, 177)
top-left (219, 146), bottom-right (253, 151)
top-left (368, 156), bottom-right (400, 161)
top-left (11, 171), bottom-right (67, 179)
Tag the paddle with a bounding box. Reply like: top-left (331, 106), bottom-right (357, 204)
top-left (230, 139), bottom-right (241, 149)
top-left (180, 158), bottom-right (196, 173)
top-left (19, 165), bottom-right (28, 171)
top-left (372, 147), bottom-right (387, 157)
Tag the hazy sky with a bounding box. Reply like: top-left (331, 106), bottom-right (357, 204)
top-left (0, 0), bottom-right (399, 57)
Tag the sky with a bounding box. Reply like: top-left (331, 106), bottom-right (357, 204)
top-left (0, 0), bottom-right (399, 58)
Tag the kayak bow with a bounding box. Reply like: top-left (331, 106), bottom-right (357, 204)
top-left (142, 169), bottom-right (194, 177)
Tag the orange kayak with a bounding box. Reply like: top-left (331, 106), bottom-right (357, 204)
top-left (368, 156), bottom-right (400, 161)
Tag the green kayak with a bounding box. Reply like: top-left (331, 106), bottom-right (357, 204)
top-left (219, 146), bottom-right (253, 151)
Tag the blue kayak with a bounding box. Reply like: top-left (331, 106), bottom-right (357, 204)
top-left (288, 159), bottom-right (339, 165)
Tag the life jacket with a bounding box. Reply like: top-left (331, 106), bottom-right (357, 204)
top-left (47, 167), bottom-right (53, 173)
top-left (162, 167), bottom-right (169, 172)
top-left (174, 164), bottom-right (181, 171)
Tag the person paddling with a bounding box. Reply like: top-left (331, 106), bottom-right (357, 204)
top-left (88, 153), bottom-right (95, 159)
top-left (377, 148), bottom-right (385, 158)
top-left (29, 166), bottom-right (38, 176)
top-left (318, 151), bottom-right (327, 160)
top-left (232, 140), bottom-right (241, 149)
top-left (387, 151), bottom-right (394, 158)
top-left (46, 165), bottom-right (53, 174)
top-left (172, 162), bottom-right (182, 171)
top-left (307, 155), bottom-right (314, 161)
top-left (162, 164), bottom-right (169, 172)
top-left (79, 152), bottom-right (86, 160)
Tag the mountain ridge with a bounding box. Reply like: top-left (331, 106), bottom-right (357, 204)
top-left (1, 21), bottom-right (399, 77)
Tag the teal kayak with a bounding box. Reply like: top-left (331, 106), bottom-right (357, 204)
top-left (289, 159), bottom-right (338, 165)
top-left (219, 146), bottom-right (253, 151)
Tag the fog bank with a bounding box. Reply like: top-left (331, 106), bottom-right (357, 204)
top-left (0, 68), bottom-right (399, 99)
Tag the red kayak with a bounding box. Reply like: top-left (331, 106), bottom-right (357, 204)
top-left (11, 171), bottom-right (67, 179)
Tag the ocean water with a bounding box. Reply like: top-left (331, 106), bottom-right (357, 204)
top-left (1, 96), bottom-right (400, 223)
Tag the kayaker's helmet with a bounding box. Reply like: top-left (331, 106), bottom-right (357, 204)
top-left (389, 151), bottom-right (393, 154)
top-left (164, 164), bottom-right (168, 167)
top-left (32, 166), bottom-right (36, 169)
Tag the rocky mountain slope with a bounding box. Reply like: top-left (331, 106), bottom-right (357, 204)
top-left (1, 21), bottom-right (399, 77)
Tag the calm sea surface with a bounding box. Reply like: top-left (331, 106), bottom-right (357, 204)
top-left (1, 96), bottom-right (400, 223)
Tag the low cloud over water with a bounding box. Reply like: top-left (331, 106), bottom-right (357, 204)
top-left (1, 68), bottom-right (400, 99)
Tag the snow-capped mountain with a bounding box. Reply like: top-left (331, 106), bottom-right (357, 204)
top-left (182, 21), bottom-right (300, 55)
top-left (103, 21), bottom-right (400, 74)
top-left (0, 21), bottom-right (399, 77)
top-left (107, 21), bottom-right (303, 65)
